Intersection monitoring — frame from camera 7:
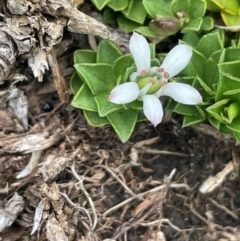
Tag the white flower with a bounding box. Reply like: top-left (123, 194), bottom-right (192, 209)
top-left (108, 32), bottom-right (202, 127)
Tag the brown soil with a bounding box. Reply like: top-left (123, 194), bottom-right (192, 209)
top-left (1, 92), bottom-right (239, 241)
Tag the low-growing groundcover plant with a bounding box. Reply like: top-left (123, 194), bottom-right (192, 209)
top-left (206, 0), bottom-right (240, 28)
top-left (169, 29), bottom-right (240, 143)
top-left (90, 0), bottom-right (214, 41)
top-left (71, 32), bottom-right (202, 142)
top-left (71, 1), bottom-right (240, 144)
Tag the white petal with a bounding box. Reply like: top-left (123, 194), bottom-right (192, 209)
top-left (142, 95), bottom-right (163, 127)
top-left (129, 32), bottom-right (151, 73)
top-left (130, 71), bottom-right (139, 82)
top-left (156, 82), bottom-right (202, 104)
top-left (139, 83), bottom-right (152, 98)
top-left (161, 44), bottom-right (192, 77)
top-left (108, 82), bottom-right (139, 104)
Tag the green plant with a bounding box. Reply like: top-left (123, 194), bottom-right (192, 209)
top-left (206, 0), bottom-right (240, 28)
top-left (90, 0), bottom-right (147, 33)
top-left (90, 0), bottom-right (214, 40)
top-left (71, 33), bottom-right (202, 142)
top-left (167, 29), bottom-right (240, 142)
top-left (136, 0), bottom-right (214, 40)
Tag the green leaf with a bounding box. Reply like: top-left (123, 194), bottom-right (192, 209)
top-left (108, 0), bottom-right (129, 11)
top-left (130, 100), bottom-right (143, 110)
top-left (167, 100), bottom-right (199, 115)
top-left (137, 111), bottom-right (147, 122)
top-left (123, 66), bottom-right (136, 84)
top-left (207, 97), bottom-right (240, 126)
top-left (181, 18), bottom-right (203, 33)
top-left (188, 0), bottom-right (206, 18)
top-left (83, 110), bottom-right (110, 127)
top-left (143, 0), bottom-right (172, 18)
top-left (71, 84), bottom-right (98, 111)
top-left (231, 39), bottom-right (238, 47)
top-left (103, 7), bottom-right (117, 24)
top-left (182, 32), bottom-right (200, 47)
top-left (196, 105), bottom-right (206, 118)
top-left (227, 117), bottom-right (240, 133)
top-left (192, 76), bottom-right (213, 103)
top-left (205, 0), bottom-right (220, 12)
top-left (122, 0), bottom-right (146, 24)
top-left (182, 49), bottom-right (206, 78)
top-left (90, 0), bottom-right (111, 10)
top-left (149, 44), bottom-right (156, 59)
top-left (237, 37), bottom-right (240, 47)
top-left (135, 26), bottom-right (161, 38)
top-left (151, 58), bottom-right (160, 66)
top-left (203, 49), bottom-right (225, 92)
top-left (221, 13), bottom-right (240, 30)
top-left (70, 72), bottom-right (84, 95)
top-left (201, 16), bottom-right (214, 31)
top-left (171, 0), bottom-right (190, 16)
top-left (74, 63), bottom-right (116, 95)
top-left (212, 0), bottom-right (239, 15)
top-left (223, 89), bottom-right (240, 96)
top-left (97, 39), bottom-right (123, 64)
top-left (195, 30), bottom-right (224, 59)
top-left (74, 50), bottom-right (96, 64)
top-left (218, 61), bottom-right (240, 80)
top-left (197, 76), bottom-right (214, 96)
top-left (182, 110), bottom-right (205, 127)
top-left (206, 99), bottom-right (230, 123)
top-left (233, 131), bottom-right (240, 143)
top-left (217, 61), bottom-right (240, 101)
top-left (107, 108), bottom-right (138, 143)
top-left (95, 94), bottom-right (123, 117)
top-left (113, 54), bottom-right (134, 80)
top-left (120, 0), bottom-right (131, 15)
top-left (208, 116), bottom-right (232, 134)
top-left (224, 47), bottom-right (240, 62)
top-left (117, 14), bottom-right (142, 33)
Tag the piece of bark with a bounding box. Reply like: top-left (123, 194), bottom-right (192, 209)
top-left (47, 48), bottom-right (69, 102)
top-left (0, 132), bottom-right (61, 153)
top-left (0, 193), bottom-right (24, 232)
top-left (0, 31), bottom-right (16, 83)
top-left (28, 48), bottom-right (49, 82)
top-left (7, 88), bottom-right (28, 131)
top-left (0, 109), bottom-right (25, 133)
top-left (31, 200), bottom-right (44, 235)
top-left (7, 0), bottom-right (29, 15)
top-left (46, 215), bottom-right (67, 241)
top-left (39, 154), bottom-right (69, 182)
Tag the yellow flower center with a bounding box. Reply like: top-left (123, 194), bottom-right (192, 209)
top-left (138, 76), bottom-right (161, 94)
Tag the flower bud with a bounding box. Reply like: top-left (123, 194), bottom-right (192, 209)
top-left (138, 77), bottom-right (160, 94)
top-left (226, 102), bottom-right (240, 122)
top-left (149, 17), bottom-right (181, 36)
